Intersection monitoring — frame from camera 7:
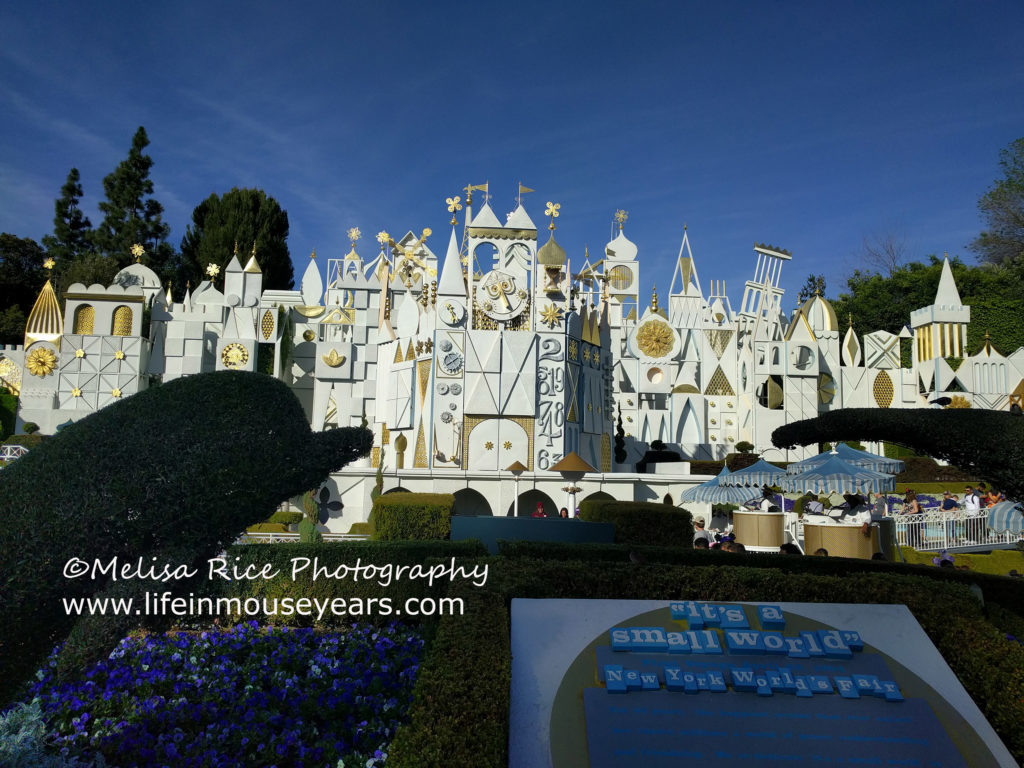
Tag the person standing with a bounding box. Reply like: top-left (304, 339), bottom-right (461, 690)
top-left (964, 486), bottom-right (981, 515)
top-left (693, 517), bottom-right (715, 547)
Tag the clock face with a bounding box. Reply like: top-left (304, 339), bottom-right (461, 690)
top-left (441, 300), bottom-right (466, 326)
top-left (479, 270), bottom-right (526, 321)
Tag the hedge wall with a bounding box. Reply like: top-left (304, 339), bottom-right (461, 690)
top-left (370, 492), bottom-right (455, 541)
top-left (577, 499), bottom-right (693, 546)
top-left (0, 370), bottom-right (372, 705)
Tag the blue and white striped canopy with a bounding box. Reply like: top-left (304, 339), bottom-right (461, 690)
top-left (779, 455), bottom-right (896, 495)
top-left (987, 501), bottom-right (1023, 533)
top-left (786, 444), bottom-right (905, 475)
top-left (678, 466), bottom-right (760, 505)
top-left (718, 458), bottom-right (788, 488)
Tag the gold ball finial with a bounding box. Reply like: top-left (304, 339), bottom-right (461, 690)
top-left (651, 284), bottom-right (659, 312)
top-left (310, 249), bottom-right (317, 260)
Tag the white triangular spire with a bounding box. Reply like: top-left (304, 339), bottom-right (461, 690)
top-left (438, 227), bottom-right (467, 296)
top-left (934, 255), bottom-right (963, 307)
top-left (469, 202), bottom-right (503, 228)
top-left (504, 204), bottom-right (536, 230)
top-left (300, 252), bottom-right (323, 305)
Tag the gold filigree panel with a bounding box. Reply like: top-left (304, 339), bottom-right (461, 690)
top-left (601, 433), bottom-right (612, 472)
top-left (873, 370), bottom-right (894, 409)
top-left (73, 305), bottom-right (94, 335)
top-left (0, 357), bottom-right (22, 395)
top-left (417, 360), bottom-right (430, 405)
top-left (414, 423), bottom-right (427, 467)
top-left (112, 306), bottom-right (132, 336)
top-left (606, 265), bottom-right (633, 290)
top-left (261, 309), bottom-right (275, 340)
top-left (704, 365), bottom-right (735, 397)
top-left (705, 329), bottom-right (733, 359)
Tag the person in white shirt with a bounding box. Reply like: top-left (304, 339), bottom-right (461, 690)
top-left (693, 517), bottom-right (715, 546)
top-left (964, 486), bottom-right (981, 515)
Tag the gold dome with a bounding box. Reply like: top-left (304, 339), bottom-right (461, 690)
top-left (536, 232), bottom-right (566, 267)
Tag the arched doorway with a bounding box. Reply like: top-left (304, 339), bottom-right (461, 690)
top-left (453, 488), bottom-right (491, 516)
top-left (508, 489), bottom-right (557, 517)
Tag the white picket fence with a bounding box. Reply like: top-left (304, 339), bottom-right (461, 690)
top-left (235, 531), bottom-right (370, 544)
top-left (891, 510), bottom-right (1022, 552)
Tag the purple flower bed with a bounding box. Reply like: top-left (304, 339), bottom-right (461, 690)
top-left (24, 621), bottom-right (423, 767)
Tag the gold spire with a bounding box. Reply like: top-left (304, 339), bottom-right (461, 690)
top-left (651, 284), bottom-right (659, 313)
top-left (25, 278), bottom-right (64, 348)
top-left (234, 241), bottom-right (239, 256)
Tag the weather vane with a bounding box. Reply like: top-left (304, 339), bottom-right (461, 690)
top-left (446, 195), bottom-right (462, 225)
top-left (614, 209), bottom-right (628, 230)
top-left (544, 201), bottom-right (561, 231)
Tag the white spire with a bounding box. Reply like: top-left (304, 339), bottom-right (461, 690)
top-left (437, 227), bottom-right (466, 296)
top-left (934, 255), bottom-right (963, 307)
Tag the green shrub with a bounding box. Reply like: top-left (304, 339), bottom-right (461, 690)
top-left (0, 370), bottom-right (372, 705)
top-left (266, 509), bottom-right (303, 526)
top-left (298, 517), bottom-right (322, 543)
top-left (577, 499), bottom-right (692, 546)
top-left (21, 421), bottom-right (39, 434)
top-left (734, 440), bottom-right (755, 453)
top-left (246, 522), bottom-right (288, 533)
top-left (370, 492), bottom-right (455, 541)
top-left (0, 389), bottom-right (16, 439)
top-left (3, 432), bottom-right (44, 448)
top-left (348, 521), bottom-right (373, 536)
top-left (0, 699), bottom-right (105, 766)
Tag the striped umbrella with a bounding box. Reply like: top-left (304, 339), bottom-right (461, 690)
top-left (780, 455), bottom-right (895, 495)
top-left (718, 458), bottom-right (788, 488)
top-left (786, 444), bottom-right (905, 475)
top-left (987, 501), bottom-right (1023, 533)
top-left (678, 466), bottom-right (761, 505)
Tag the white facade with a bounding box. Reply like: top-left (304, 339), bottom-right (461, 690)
top-left (5, 192), bottom-right (1022, 532)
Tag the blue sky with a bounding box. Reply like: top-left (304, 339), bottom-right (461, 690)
top-left (2, 0), bottom-right (1023, 309)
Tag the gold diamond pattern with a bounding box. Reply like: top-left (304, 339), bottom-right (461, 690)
top-left (73, 305), bottom-right (94, 335)
top-left (873, 370), bottom-right (894, 408)
top-left (705, 329), bottom-right (734, 359)
top-left (414, 423), bottom-right (427, 467)
top-left (704, 365), bottom-right (735, 397)
top-left (112, 306), bottom-right (132, 336)
top-left (261, 309), bottom-right (275, 340)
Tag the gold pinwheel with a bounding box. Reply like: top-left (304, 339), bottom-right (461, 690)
top-left (130, 243), bottom-right (145, 262)
top-left (376, 231), bottom-right (391, 248)
top-left (43, 257), bottom-right (55, 270)
top-left (347, 227), bottom-right (361, 247)
top-left (206, 263), bottom-right (221, 278)
top-left (614, 209), bottom-right (628, 229)
top-left (447, 195), bottom-right (463, 225)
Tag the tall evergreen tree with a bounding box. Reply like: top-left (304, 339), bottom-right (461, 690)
top-left (92, 127), bottom-right (177, 280)
top-left (41, 168), bottom-right (94, 292)
top-left (179, 188), bottom-right (293, 290)
top-left (0, 234), bottom-right (47, 344)
top-left (970, 137), bottom-right (1024, 266)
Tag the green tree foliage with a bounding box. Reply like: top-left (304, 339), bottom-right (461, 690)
top-left (830, 255), bottom-right (1024, 357)
top-left (772, 408), bottom-right (1024, 499)
top-left (179, 188), bottom-right (293, 290)
top-left (970, 137), bottom-right (1024, 265)
top-left (91, 127), bottom-right (177, 281)
top-left (796, 273), bottom-right (826, 304)
top-left (0, 234), bottom-right (48, 345)
top-left (0, 370), bottom-right (372, 704)
top-left (40, 167), bottom-right (94, 291)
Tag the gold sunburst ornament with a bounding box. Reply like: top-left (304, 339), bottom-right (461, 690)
top-left (544, 201), bottom-right (561, 231)
top-left (220, 343), bottom-right (249, 369)
top-left (636, 319), bottom-right (674, 358)
top-left (131, 243), bottom-right (145, 262)
top-left (206, 263), bottom-right (220, 278)
top-left (540, 303), bottom-right (564, 328)
top-left (347, 227), bottom-right (361, 247)
top-left (614, 209), bottom-right (628, 230)
top-left (26, 348), bottom-right (57, 377)
top-left (43, 257), bottom-right (56, 270)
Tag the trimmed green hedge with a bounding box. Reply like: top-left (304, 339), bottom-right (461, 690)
top-left (266, 510), bottom-right (303, 526)
top-left (0, 389), bottom-right (15, 439)
top-left (370, 492), bottom-right (455, 541)
top-left (214, 541), bottom-right (487, 627)
top-left (246, 523), bottom-right (288, 533)
top-left (348, 521), bottom-right (374, 536)
top-left (0, 370), bottom-right (372, 705)
top-left (577, 499), bottom-right (692, 546)
top-left (389, 559), bottom-right (1024, 766)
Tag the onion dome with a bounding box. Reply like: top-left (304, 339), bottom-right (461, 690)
top-left (537, 232), bottom-right (566, 267)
